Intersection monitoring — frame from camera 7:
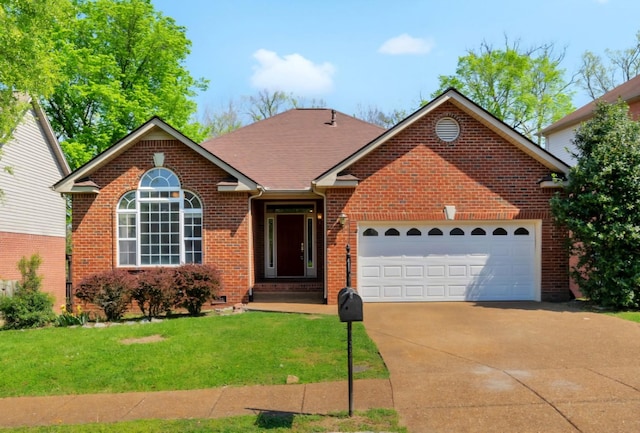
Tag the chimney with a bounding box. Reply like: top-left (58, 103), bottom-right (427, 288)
top-left (330, 109), bottom-right (337, 126)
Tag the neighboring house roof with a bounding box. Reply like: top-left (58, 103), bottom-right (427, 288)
top-left (541, 74), bottom-right (640, 135)
top-left (53, 117), bottom-right (258, 193)
top-left (315, 88), bottom-right (571, 187)
top-left (200, 109), bottom-right (384, 191)
top-left (1, 96), bottom-right (70, 177)
top-left (32, 100), bottom-right (70, 178)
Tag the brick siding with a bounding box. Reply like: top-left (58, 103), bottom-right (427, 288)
top-left (325, 102), bottom-right (569, 304)
top-left (0, 232), bottom-right (67, 308)
top-left (71, 139), bottom-right (251, 306)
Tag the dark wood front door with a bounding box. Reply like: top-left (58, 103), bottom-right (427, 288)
top-left (276, 214), bottom-right (305, 277)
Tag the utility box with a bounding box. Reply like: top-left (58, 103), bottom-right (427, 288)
top-left (338, 287), bottom-right (363, 322)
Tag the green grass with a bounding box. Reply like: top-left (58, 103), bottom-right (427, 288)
top-left (0, 312), bottom-right (387, 398)
top-left (608, 310), bottom-right (640, 323)
top-left (0, 408), bottom-right (407, 433)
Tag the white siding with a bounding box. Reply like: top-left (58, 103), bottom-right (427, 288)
top-left (545, 127), bottom-right (577, 166)
top-left (0, 108), bottom-right (67, 237)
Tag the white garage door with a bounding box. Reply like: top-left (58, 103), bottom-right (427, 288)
top-left (358, 222), bottom-right (539, 302)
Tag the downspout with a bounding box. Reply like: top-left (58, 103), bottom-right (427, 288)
top-left (311, 181), bottom-right (328, 304)
top-left (248, 185), bottom-right (265, 302)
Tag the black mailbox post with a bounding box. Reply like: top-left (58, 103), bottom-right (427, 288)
top-left (338, 286), bottom-right (361, 417)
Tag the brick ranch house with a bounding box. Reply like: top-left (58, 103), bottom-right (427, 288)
top-left (54, 88), bottom-right (571, 306)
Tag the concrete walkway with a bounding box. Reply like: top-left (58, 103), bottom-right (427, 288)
top-left (0, 379), bottom-right (392, 428)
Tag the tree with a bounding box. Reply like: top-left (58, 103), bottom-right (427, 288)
top-left (432, 38), bottom-right (575, 145)
top-left (43, 0), bottom-right (208, 169)
top-left (201, 101), bottom-right (243, 138)
top-left (354, 104), bottom-right (407, 128)
top-left (0, 0), bottom-right (70, 171)
top-left (578, 31), bottom-right (640, 100)
top-left (202, 91), bottom-right (327, 138)
top-left (551, 100), bottom-right (640, 309)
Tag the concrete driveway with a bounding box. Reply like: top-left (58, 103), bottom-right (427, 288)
top-left (363, 302), bottom-right (640, 433)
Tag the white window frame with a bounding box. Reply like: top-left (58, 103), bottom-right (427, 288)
top-left (116, 168), bottom-right (202, 267)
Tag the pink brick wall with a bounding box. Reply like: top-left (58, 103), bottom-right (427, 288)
top-left (0, 232), bottom-right (67, 308)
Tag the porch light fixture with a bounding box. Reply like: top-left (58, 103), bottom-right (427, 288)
top-left (339, 212), bottom-right (347, 226)
top-left (317, 213), bottom-right (323, 220)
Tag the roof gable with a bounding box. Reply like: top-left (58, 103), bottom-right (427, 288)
top-left (314, 88), bottom-right (570, 187)
top-left (542, 74), bottom-right (640, 135)
top-left (53, 117), bottom-right (258, 193)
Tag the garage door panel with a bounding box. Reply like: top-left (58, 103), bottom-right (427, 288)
top-left (362, 266), bottom-right (381, 278)
top-left (405, 285), bottom-right (424, 297)
top-left (358, 222), bottom-right (538, 302)
top-left (383, 285), bottom-right (402, 298)
top-left (405, 266), bottom-right (424, 278)
top-left (448, 265), bottom-right (467, 277)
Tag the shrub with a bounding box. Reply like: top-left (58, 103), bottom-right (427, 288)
top-left (0, 290), bottom-right (55, 329)
top-left (75, 270), bottom-right (135, 321)
top-left (173, 264), bottom-right (220, 316)
top-left (132, 268), bottom-right (175, 319)
top-left (0, 254), bottom-right (54, 329)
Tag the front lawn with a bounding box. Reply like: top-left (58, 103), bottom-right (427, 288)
top-left (608, 310), bottom-right (640, 323)
top-left (0, 312), bottom-right (387, 397)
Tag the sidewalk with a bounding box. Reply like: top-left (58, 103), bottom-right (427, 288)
top-left (0, 379), bottom-right (393, 428)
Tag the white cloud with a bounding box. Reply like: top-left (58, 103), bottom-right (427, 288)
top-left (378, 34), bottom-right (435, 55)
top-left (250, 49), bottom-right (335, 95)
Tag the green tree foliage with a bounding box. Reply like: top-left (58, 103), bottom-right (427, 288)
top-left (43, 0), bottom-right (208, 169)
top-left (432, 38), bottom-right (574, 145)
top-left (579, 31), bottom-right (640, 100)
top-left (551, 101), bottom-right (640, 308)
top-left (0, 0), bottom-right (70, 183)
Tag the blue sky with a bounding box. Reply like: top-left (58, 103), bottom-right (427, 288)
top-left (152, 0), bottom-right (640, 120)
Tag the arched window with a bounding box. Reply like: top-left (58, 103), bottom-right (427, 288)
top-left (116, 168), bottom-right (203, 266)
top-left (493, 228), bottom-right (508, 236)
top-left (385, 228), bottom-right (400, 236)
top-left (515, 227), bottom-right (530, 236)
top-left (450, 228), bottom-right (464, 236)
top-left (428, 228), bottom-right (443, 236)
top-left (471, 228), bottom-right (486, 236)
top-left (363, 228), bottom-right (378, 236)
top-left (407, 228), bottom-right (422, 236)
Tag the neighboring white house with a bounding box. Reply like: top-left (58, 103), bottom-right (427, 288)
top-left (541, 74), bottom-right (640, 165)
top-left (0, 98), bottom-right (70, 307)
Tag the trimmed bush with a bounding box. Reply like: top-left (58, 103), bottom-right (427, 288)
top-left (173, 264), bottom-right (220, 316)
top-left (0, 290), bottom-right (55, 329)
top-left (0, 254), bottom-right (54, 329)
top-left (75, 270), bottom-right (135, 321)
top-left (132, 267), bottom-right (175, 319)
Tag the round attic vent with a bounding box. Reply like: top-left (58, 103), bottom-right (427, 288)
top-left (435, 117), bottom-right (460, 142)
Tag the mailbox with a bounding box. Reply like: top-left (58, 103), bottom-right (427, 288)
top-left (338, 287), bottom-right (363, 322)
